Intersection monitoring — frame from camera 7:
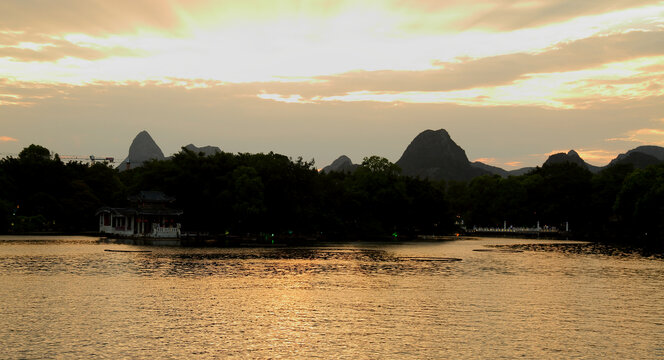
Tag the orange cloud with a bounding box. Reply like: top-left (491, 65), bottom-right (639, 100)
top-left (0, 77), bottom-right (662, 169)
top-left (576, 149), bottom-right (621, 165)
top-left (544, 149), bottom-right (570, 156)
top-left (0, 1), bottom-right (187, 35)
top-left (608, 128), bottom-right (664, 146)
top-left (474, 157), bottom-right (496, 164)
top-left (0, 39), bottom-right (142, 62)
top-left (0, 136), bottom-right (18, 142)
top-left (395, 0), bottom-right (659, 32)
top-left (504, 161), bottom-right (523, 168)
top-left (533, 149), bottom-right (620, 166)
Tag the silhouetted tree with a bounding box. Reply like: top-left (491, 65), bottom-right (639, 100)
top-left (2, 142), bottom-right (662, 244)
top-left (614, 164), bottom-right (664, 243)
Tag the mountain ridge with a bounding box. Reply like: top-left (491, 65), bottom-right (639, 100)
top-left (117, 130), bottom-right (664, 179)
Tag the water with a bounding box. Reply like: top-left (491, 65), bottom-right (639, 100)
top-left (1, 236), bottom-right (662, 359)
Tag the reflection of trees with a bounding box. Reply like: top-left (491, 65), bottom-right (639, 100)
top-left (125, 248), bottom-right (461, 278)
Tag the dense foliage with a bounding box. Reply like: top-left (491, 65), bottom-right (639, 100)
top-left (0, 145), bottom-right (124, 233)
top-left (1, 144), bottom-right (662, 244)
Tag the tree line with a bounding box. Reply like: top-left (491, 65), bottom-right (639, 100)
top-left (1, 144), bottom-right (662, 245)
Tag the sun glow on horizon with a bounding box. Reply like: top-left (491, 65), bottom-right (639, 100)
top-left (1, 2), bottom-right (662, 87)
top-left (254, 55), bottom-right (664, 109)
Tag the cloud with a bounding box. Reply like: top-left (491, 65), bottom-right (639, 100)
top-left (458, 0), bottom-right (659, 31)
top-left (0, 29), bottom-right (145, 62)
top-left (576, 149), bottom-right (621, 165)
top-left (310, 30), bottom-right (664, 95)
top-left (1, 0), bottom-right (659, 38)
top-left (0, 41), bottom-right (141, 62)
top-left (212, 31), bottom-right (664, 109)
top-left (544, 149), bottom-right (571, 156)
top-left (539, 149), bottom-right (618, 166)
top-left (0, 1), bottom-right (364, 38)
top-left (503, 161), bottom-right (523, 168)
top-left (1, 77), bottom-right (662, 168)
top-left (1, 2), bottom-right (662, 90)
top-left (473, 157), bottom-right (496, 164)
top-left (0, 31), bottom-right (52, 47)
top-left (0, 136), bottom-right (18, 142)
top-left (394, 0), bottom-right (660, 32)
top-left (608, 128), bottom-right (664, 146)
top-left (257, 93), bottom-right (313, 104)
top-left (1, 1), bottom-right (662, 170)
top-left (0, 1), bottom-right (187, 35)
top-left (0, 78), bottom-right (75, 106)
top-left (2, 47), bottom-right (662, 113)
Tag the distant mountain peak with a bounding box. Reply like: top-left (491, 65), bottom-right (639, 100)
top-left (402, 129), bottom-right (468, 161)
top-left (321, 155), bottom-right (358, 173)
top-left (429, 128), bottom-right (451, 138)
top-left (333, 155), bottom-right (352, 163)
top-left (183, 144), bottom-right (221, 156)
top-left (543, 149), bottom-right (602, 173)
top-left (609, 145), bottom-right (664, 168)
top-left (117, 130), bottom-right (165, 171)
top-left (396, 129), bottom-right (488, 181)
top-left (545, 150), bottom-right (582, 165)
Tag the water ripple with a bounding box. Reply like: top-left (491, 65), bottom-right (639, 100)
top-left (1, 237), bottom-right (663, 359)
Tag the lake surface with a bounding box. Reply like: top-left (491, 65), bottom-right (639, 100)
top-left (1, 236), bottom-right (662, 359)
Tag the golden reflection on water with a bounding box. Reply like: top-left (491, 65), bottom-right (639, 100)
top-left (0, 236), bottom-right (663, 359)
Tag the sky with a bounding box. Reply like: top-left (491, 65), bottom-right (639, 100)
top-left (1, 0), bottom-right (663, 169)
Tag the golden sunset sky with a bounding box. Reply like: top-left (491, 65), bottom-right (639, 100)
top-left (1, 0), bottom-right (663, 168)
